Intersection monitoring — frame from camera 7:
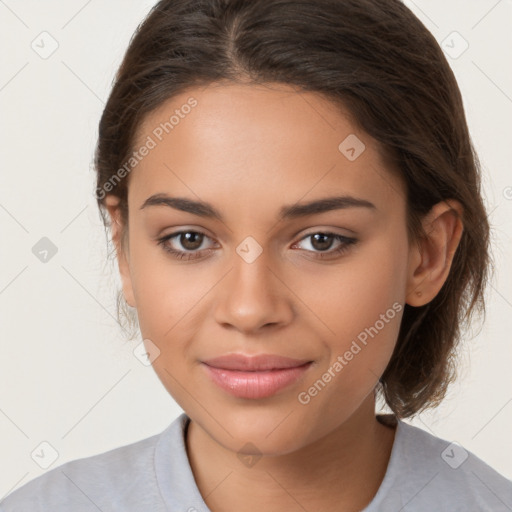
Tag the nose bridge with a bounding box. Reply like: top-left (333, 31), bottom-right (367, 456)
top-left (233, 242), bottom-right (274, 294)
top-left (213, 238), bottom-right (293, 332)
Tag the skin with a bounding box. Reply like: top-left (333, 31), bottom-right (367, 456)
top-left (105, 81), bottom-right (463, 511)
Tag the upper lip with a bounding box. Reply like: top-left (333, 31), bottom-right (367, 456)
top-left (202, 354), bottom-right (312, 371)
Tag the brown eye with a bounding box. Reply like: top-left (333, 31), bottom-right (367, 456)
top-left (293, 232), bottom-right (357, 260)
top-left (309, 233), bottom-right (335, 251)
top-left (157, 230), bottom-right (216, 261)
top-left (179, 231), bottom-right (204, 251)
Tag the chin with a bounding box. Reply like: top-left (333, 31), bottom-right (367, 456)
top-left (197, 403), bottom-right (315, 452)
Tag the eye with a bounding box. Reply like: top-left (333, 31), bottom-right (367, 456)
top-left (157, 230), bottom-right (216, 261)
top-left (157, 230), bottom-right (357, 261)
top-left (292, 232), bottom-right (357, 259)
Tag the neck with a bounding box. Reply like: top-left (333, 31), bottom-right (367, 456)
top-left (185, 395), bottom-right (397, 512)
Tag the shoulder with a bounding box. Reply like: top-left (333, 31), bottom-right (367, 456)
top-left (0, 430), bottom-right (165, 512)
top-left (369, 416), bottom-right (512, 511)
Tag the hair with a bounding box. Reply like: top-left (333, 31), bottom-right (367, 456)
top-left (94, 0), bottom-right (493, 419)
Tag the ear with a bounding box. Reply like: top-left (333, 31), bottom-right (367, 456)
top-left (405, 199), bottom-right (464, 307)
top-left (104, 195), bottom-right (136, 308)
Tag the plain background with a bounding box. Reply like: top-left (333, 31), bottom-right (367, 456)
top-left (0, 0), bottom-right (511, 497)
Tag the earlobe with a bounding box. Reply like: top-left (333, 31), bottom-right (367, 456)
top-left (104, 195), bottom-right (136, 309)
top-left (405, 199), bottom-right (464, 307)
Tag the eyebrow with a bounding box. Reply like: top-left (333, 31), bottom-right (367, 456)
top-left (139, 193), bottom-right (377, 221)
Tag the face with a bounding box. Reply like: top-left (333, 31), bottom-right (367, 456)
top-left (109, 82), bottom-right (414, 455)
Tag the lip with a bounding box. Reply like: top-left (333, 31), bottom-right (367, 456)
top-left (203, 353), bottom-right (312, 371)
top-left (201, 354), bottom-right (313, 399)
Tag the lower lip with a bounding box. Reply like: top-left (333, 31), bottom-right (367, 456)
top-left (202, 362), bottom-right (313, 399)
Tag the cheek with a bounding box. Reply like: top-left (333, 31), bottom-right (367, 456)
top-left (127, 239), bottom-right (209, 342)
top-left (295, 234), bottom-right (407, 336)
top-left (128, 243), bottom-right (209, 408)
top-left (293, 235), bottom-right (407, 392)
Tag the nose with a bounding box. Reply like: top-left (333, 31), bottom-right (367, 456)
top-left (213, 247), bottom-right (294, 334)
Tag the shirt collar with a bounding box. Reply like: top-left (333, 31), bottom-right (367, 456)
top-left (154, 412), bottom-right (405, 511)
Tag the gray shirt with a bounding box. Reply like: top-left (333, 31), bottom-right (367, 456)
top-left (1, 412), bottom-right (512, 511)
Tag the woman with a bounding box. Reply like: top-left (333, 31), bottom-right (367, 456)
top-left (2, 0), bottom-right (511, 510)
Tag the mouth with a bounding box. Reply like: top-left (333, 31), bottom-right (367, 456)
top-left (201, 353), bottom-right (314, 399)
top-left (202, 353), bottom-right (312, 371)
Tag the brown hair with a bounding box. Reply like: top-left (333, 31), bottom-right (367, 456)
top-left (94, 0), bottom-right (492, 418)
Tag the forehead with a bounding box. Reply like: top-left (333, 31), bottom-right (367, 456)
top-left (129, 82), bottom-right (405, 220)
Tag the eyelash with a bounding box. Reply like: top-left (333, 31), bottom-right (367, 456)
top-left (156, 230), bottom-right (357, 261)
